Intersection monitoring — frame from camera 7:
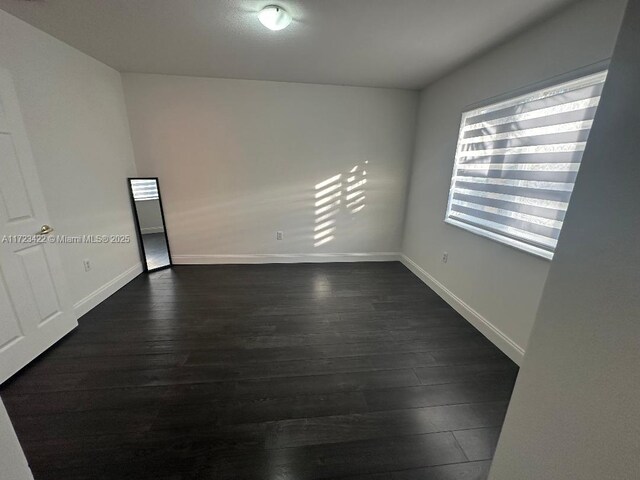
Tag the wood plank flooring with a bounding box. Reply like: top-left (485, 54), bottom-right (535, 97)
top-left (0, 262), bottom-right (518, 479)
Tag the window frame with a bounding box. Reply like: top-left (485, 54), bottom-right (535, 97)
top-left (444, 62), bottom-right (609, 260)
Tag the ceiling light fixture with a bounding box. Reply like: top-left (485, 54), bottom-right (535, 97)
top-left (258, 5), bottom-right (292, 31)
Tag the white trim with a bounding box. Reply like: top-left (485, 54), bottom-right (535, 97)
top-left (400, 254), bottom-right (525, 365)
top-left (73, 263), bottom-right (143, 318)
top-left (173, 253), bottom-right (400, 265)
top-left (140, 227), bottom-right (165, 234)
top-left (445, 217), bottom-right (554, 260)
top-left (0, 400), bottom-right (34, 480)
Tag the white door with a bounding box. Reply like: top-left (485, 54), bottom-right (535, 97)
top-left (0, 68), bottom-right (77, 384)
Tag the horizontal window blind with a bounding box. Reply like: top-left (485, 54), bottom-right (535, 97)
top-left (131, 179), bottom-right (159, 201)
top-left (445, 70), bottom-right (607, 259)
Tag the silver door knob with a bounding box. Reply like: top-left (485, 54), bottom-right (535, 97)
top-left (36, 225), bottom-right (54, 235)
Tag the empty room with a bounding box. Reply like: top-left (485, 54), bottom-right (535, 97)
top-left (0, 0), bottom-right (637, 479)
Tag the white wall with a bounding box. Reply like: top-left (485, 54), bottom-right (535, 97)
top-left (0, 398), bottom-right (33, 480)
top-left (489, 1), bottom-right (637, 477)
top-left (401, 0), bottom-right (626, 363)
top-left (123, 74), bottom-right (418, 263)
top-left (0, 10), bottom-right (142, 315)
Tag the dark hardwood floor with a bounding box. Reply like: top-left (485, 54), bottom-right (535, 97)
top-left (0, 262), bottom-right (518, 480)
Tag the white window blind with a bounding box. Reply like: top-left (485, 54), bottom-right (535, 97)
top-left (445, 70), bottom-right (607, 259)
top-left (131, 179), bottom-right (159, 201)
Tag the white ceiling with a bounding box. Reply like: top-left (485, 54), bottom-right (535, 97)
top-left (0, 0), bottom-right (576, 89)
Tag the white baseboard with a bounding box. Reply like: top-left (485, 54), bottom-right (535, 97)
top-left (73, 263), bottom-right (143, 319)
top-left (172, 253), bottom-right (401, 265)
top-left (400, 254), bottom-right (525, 365)
top-left (141, 227), bottom-right (164, 234)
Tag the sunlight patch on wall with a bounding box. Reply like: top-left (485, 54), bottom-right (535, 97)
top-left (313, 162), bottom-right (367, 247)
top-left (346, 161), bottom-right (367, 216)
top-left (313, 173), bottom-right (341, 247)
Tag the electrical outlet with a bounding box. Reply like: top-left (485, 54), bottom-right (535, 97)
top-left (83, 259), bottom-right (92, 272)
top-left (442, 252), bottom-right (449, 264)
top-left (276, 231), bottom-right (284, 241)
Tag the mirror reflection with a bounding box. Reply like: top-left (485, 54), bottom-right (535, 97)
top-left (129, 178), bottom-right (171, 271)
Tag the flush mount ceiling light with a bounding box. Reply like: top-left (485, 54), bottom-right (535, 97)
top-left (258, 5), bottom-right (292, 31)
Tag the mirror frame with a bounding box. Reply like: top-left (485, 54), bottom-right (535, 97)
top-left (127, 177), bottom-right (173, 273)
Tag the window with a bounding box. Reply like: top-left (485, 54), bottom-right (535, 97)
top-left (445, 70), bottom-right (607, 259)
top-left (130, 179), bottom-right (159, 201)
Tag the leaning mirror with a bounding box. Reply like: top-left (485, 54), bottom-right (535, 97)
top-left (128, 178), bottom-right (172, 272)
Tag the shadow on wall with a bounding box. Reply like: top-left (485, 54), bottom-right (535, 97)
top-left (314, 162), bottom-right (368, 247)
